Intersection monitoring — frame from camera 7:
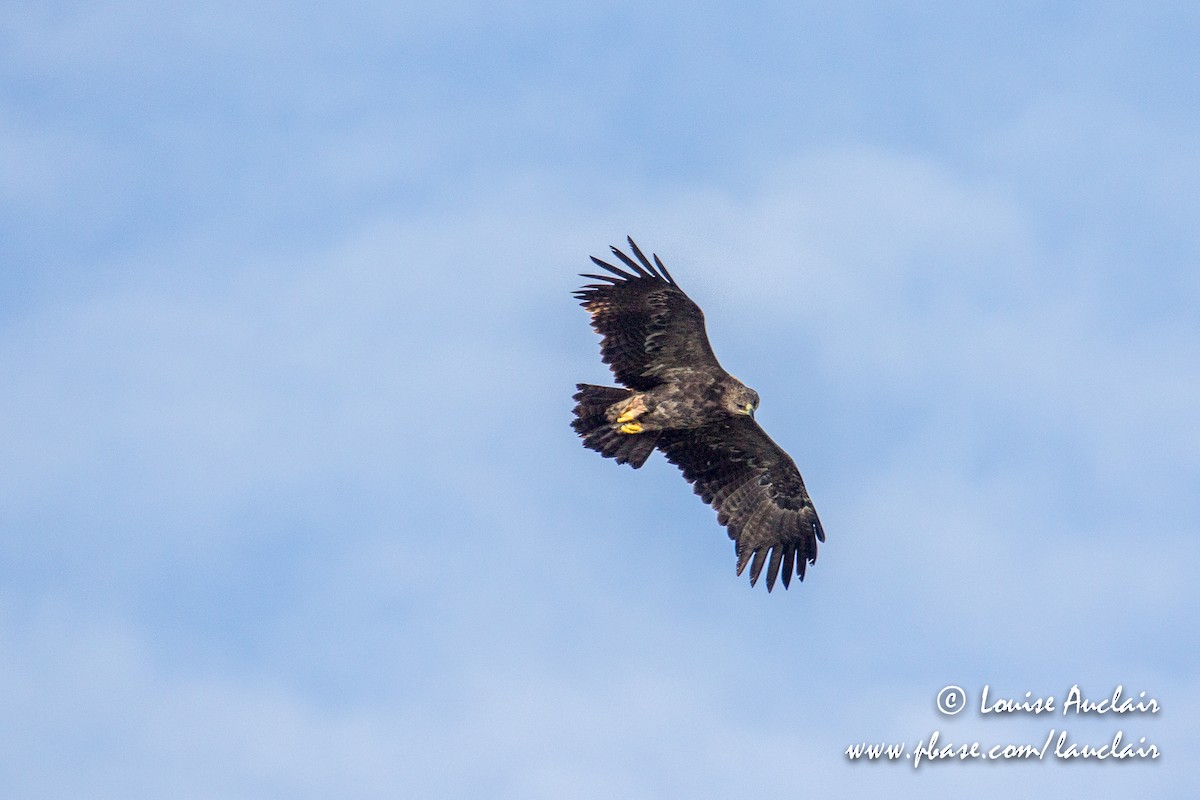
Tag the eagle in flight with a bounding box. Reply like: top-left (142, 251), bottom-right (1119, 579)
top-left (571, 238), bottom-right (825, 591)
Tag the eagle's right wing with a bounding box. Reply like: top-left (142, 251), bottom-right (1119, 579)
top-left (657, 416), bottom-right (824, 591)
top-left (574, 238), bottom-right (720, 391)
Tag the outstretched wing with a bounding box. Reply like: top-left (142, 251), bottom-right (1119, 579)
top-left (574, 237), bottom-right (721, 391)
top-left (657, 416), bottom-right (824, 591)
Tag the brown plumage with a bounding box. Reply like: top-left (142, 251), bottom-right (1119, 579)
top-left (571, 237), bottom-right (825, 591)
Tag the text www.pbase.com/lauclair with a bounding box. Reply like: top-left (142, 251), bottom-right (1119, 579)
top-left (845, 729), bottom-right (1159, 769)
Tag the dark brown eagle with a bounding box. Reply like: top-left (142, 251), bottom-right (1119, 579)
top-left (571, 237), bottom-right (825, 591)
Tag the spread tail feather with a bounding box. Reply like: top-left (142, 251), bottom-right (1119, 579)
top-left (571, 384), bottom-right (659, 468)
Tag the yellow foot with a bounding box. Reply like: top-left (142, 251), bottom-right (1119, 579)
top-left (615, 395), bottom-right (649, 424)
top-left (620, 422), bottom-right (644, 434)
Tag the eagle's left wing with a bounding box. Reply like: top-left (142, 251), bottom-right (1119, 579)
top-left (657, 416), bottom-right (824, 591)
top-left (574, 238), bottom-right (721, 391)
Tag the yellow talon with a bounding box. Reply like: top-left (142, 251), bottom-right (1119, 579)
top-left (620, 422), bottom-right (643, 434)
top-left (616, 395), bottom-right (649, 424)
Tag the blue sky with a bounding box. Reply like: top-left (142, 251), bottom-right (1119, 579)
top-left (2, 2), bottom-right (1197, 797)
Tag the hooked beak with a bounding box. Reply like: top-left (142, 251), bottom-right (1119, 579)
top-left (742, 402), bottom-right (755, 417)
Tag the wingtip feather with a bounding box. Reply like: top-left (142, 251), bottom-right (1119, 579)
top-left (626, 237), bottom-right (659, 278)
top-left (589, 255), bottom-right (637, 280)
top-left (609, 244), bottom-right (653, 278)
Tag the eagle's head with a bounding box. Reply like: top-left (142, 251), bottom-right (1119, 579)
top-left (724, 382), bottom-right (760, 418)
